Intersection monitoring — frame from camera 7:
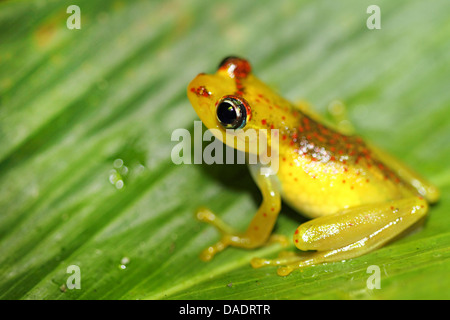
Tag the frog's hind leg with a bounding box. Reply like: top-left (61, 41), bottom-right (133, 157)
top-left (297, 99), bottom-right (440, 202)
top-left (321, 101), bottom-right (439, 203)
top-left (252, 196), bottom-right (428, 276)
top-left (368, 143), bottom-right (440, 204)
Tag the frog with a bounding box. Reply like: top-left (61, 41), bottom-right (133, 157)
top-left (186, 56), bottom-right (440, 276)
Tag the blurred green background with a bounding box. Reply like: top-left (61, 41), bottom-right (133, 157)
top-left (0, 0), bottom-right (449, 299)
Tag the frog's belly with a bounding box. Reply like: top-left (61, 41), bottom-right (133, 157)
top-left (278, 164), bottom-right (409, 218)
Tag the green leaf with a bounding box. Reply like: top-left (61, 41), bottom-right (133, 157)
top-left (0, 0), bottom-right (449, 300)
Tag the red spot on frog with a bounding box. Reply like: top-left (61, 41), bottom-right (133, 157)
top-left (190, 86), bottom-right (210, 97)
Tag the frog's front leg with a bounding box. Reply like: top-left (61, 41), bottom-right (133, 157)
top-left (196, 164), bottom-right (287, 261)
top-left (251, 196), bottom-right (428, 276)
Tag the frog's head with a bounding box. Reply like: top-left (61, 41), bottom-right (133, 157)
top-left (187, 56), bottom-right (283, 155)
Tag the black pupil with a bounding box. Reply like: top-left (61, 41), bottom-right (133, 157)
top-left (217, 101), bottom-right (238, 125)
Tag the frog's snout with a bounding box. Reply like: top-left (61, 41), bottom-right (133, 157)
top-left (187, 74), bottom-right (211, 101)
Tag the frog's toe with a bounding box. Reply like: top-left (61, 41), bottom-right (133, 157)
top-left (199, 247), bottom-right (215, 261)
top-left (199, 238), bottom-right (229, 261)
top-left (250, 257), bottom-right (271, 268)
top-left (251, 251), bottom-right (299, 268)
top-left (277, 265), bottom-right (295, 276)
top-left (250, 256), bottom-right (301, 276)
top-left (195, 207), bottom-right (237, 235)
top-left (251, 251), bottom-right (317, 275)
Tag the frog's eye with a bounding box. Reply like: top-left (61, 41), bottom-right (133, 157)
top-left (216, 96), bottom-right (250, 129)
top-left (217, 56), bottom-right (251, 78)
top-left (218, 56), bottom-right (242, 69)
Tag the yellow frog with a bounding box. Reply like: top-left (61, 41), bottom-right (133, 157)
top-left (187, 56), bottom-right (439, 276)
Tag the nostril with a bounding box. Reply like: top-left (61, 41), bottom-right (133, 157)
top-left (190, 86), bottom-right (211, 97)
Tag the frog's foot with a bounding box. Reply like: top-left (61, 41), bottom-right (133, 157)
top-left (251, 251), bottom-right (321, 276)
top-left (196, 166), bottom-right (283, 260)
top-left (196, 204), bottom-right (285, 261)
top-left (196, 207), bottom-right (235, 261)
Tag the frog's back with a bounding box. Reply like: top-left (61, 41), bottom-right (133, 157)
top-left (275, 112), bottom-right (416, 218)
